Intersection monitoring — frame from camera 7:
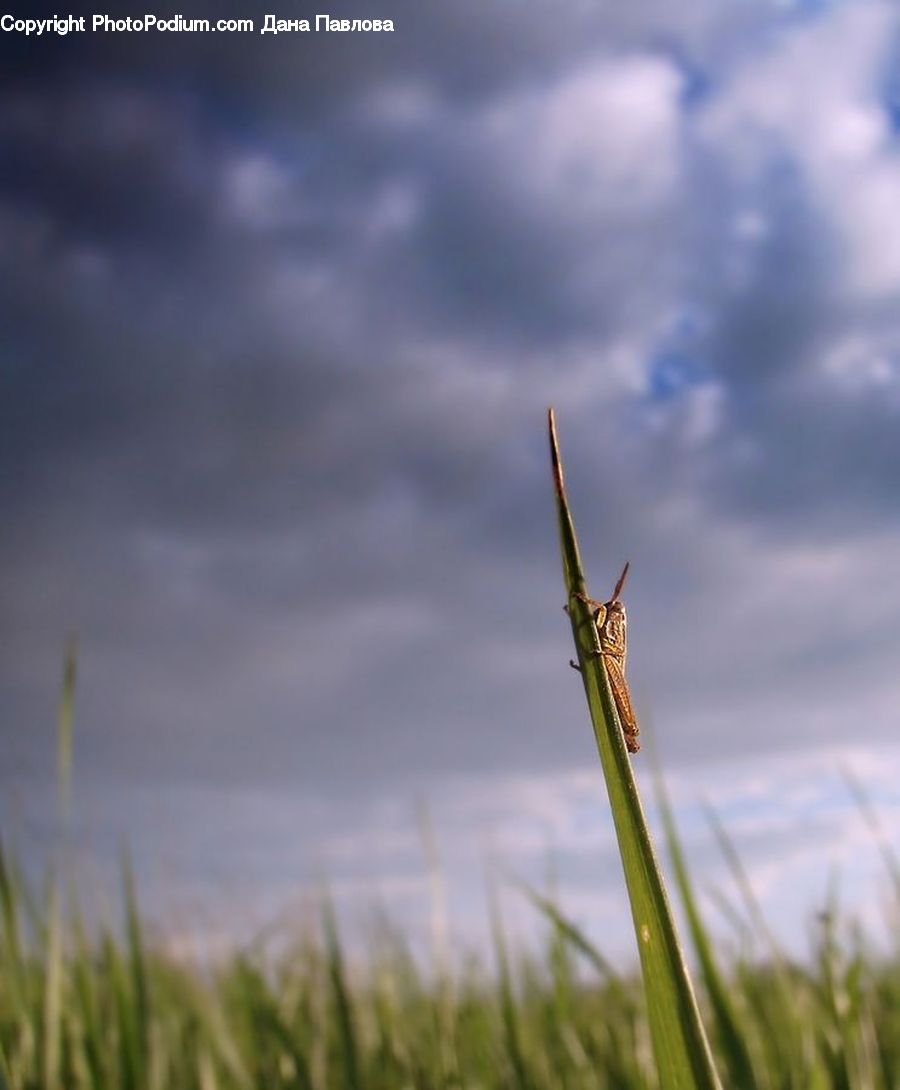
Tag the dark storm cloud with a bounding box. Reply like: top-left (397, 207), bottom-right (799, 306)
top-left (0, 0), bottom-right (753, 121)
top-left (0, 42), bottom-right (682, 542)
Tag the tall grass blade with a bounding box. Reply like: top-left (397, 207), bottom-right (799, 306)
top-left (107, 857), bottom-right (151, 1090)
top-left (70, 897), bottom-right (106, 1090)
top-left (42, 883), bottom-right (63, 1090)
top-left (704, 803), bottom-right (819, 1089)
top-left (704, 805), bottom-right (780, 960)
top-left (654, 771), bottom-right (760, 1090)
top-left (0, 842), bottom-right (24, 1000)
top-left (841, 766), bottom-right (900, 910)
top-left (322, 895), bottom-right (363, 1090)
top-left (416, 801), bottom-right (459, 1084)
top-left (512, 877), bottom-right (620, 984)
top-left (548, 408), bottom-right (721, 1090)
top-left (57, 637), bottom-right (77, 826)
top-left (0, 1039), bottom-right (14, 1090)
top-left (489, 883), bottom-right (532, 1090)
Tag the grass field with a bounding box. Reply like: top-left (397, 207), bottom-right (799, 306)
top-left (1, 828), bottom-right (899, 1090)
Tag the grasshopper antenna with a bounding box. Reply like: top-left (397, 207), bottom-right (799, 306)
top-left (611, 561), bottom-right (630, 602)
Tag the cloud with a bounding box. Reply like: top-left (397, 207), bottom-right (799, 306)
top-left (702, 3), bottom-right (900, 299)
top-left (10, 742), bottom-right (894, 962)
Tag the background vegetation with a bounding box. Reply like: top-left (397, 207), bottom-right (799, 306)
top-left (1, 820), bottom-right (899, 1090)
top-left (2, 628), bottom-right (898, 1089)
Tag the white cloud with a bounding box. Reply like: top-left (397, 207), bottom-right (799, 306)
top-left (702, 2), bottom-right (900, 299)
top-left (646, 379), bottom-right (727, 448)
top-left (45, 742), bottom-right (899, 962)
top-left (221, 152), bottom-right (297, 230)
top-left (821, 330), bottom-right (900, 399)
top-left (486, 56), bottom-right (685, 220)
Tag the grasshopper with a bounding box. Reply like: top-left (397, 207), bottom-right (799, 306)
top-left (569, 562), bottom-right (640, 754)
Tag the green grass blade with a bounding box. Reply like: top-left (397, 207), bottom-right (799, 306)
top-left (42, 883), bottom-right (63, 1090)
top-left (0, 841), bottom-right (24, 998)
top-left (125, 857), bottom-right (150, 1089)
top-left (548, 408), bottom-right (722, 1090)
top-left (106, 856), bottom-right (151, 1090)
top-left (227, 954), bottom-right (315, 1090)
top-left (322, 896), bottom-right (363, 1090)
top-left (489, 883), bottom-right (532, 1090)
top-left (57, 637), bottom-right (77, 826)
top-left (654, 771), bottom-right (760, 1090)
top-left (841, 766), bottom-right (900, 911)
top-left (70, 901), bottom-right (106, 1090)
top-left (703, 803), bottom-right (820, 1089)
top-left (703, 804), bottom-right (781, 960)
top-left (0, 1039), bottom-right (13, 1090)
top-left (512, 877), bottom-right (621, 984)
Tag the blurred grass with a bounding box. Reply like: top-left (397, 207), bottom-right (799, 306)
top-left (2, 692), bottom-right (899, 1090)
top-left (56, 637), bottom-right (76, 827)
top-left (2, 832), bottom-right (900, 1090)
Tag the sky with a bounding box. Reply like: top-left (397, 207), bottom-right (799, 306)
top-left (3, 0), bottom-right (900, 964)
